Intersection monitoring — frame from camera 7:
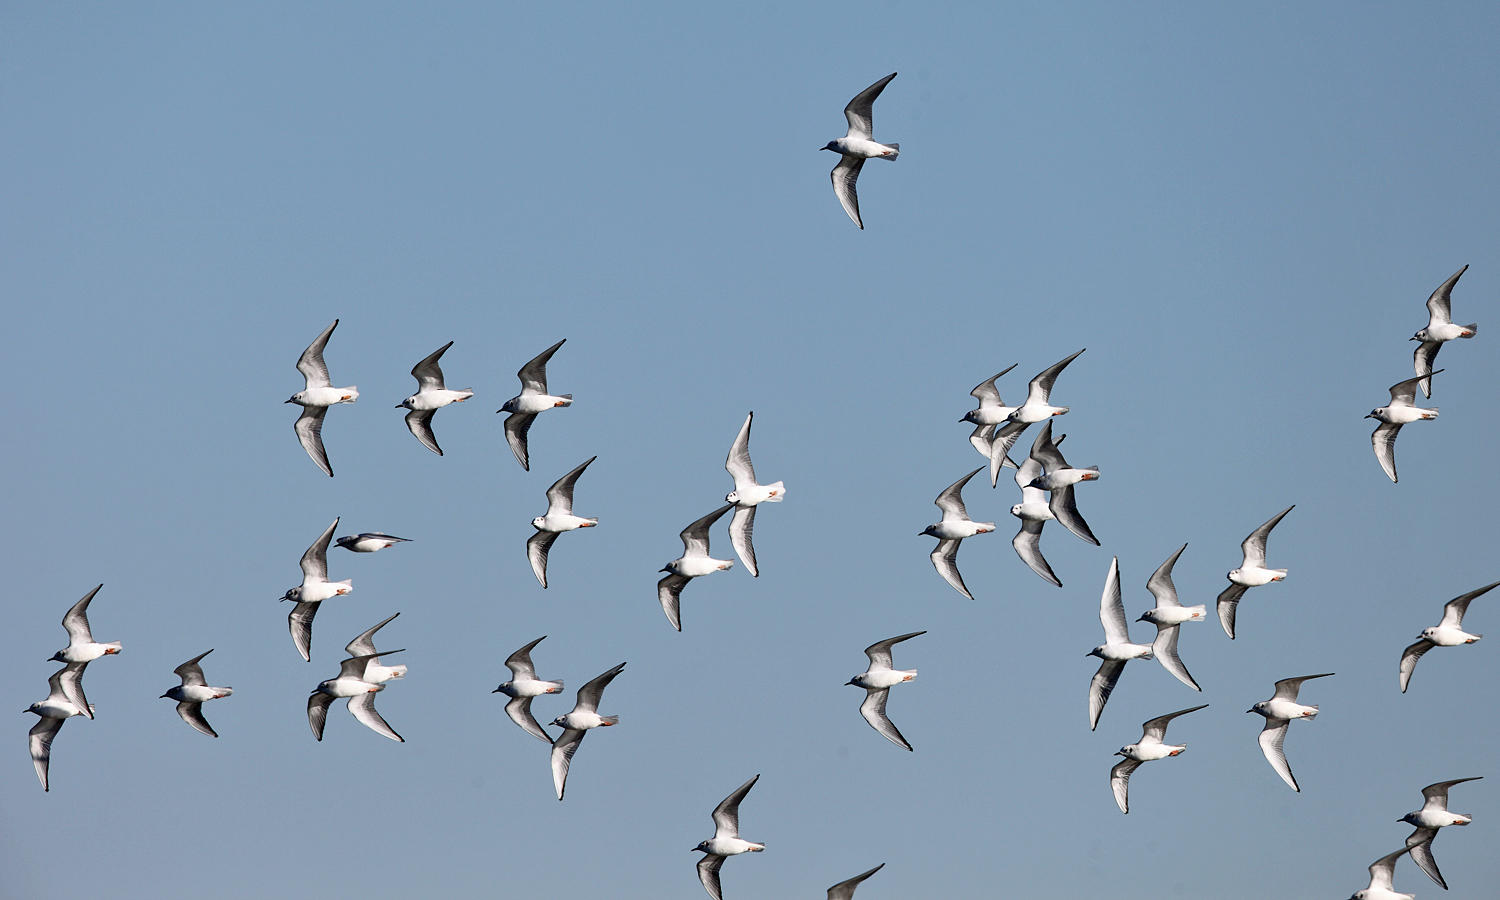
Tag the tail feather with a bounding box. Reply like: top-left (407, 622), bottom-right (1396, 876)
top-left (1463, 323), bottom-right (1478, 335)
top-left (600, 714), bottom-right (619, 725)
top-left (557, 394), bottom-right (574, 405)
top-left (881, 142), bottom-right (900, 158)
top-left (765, 481), bottom-right (786, 501)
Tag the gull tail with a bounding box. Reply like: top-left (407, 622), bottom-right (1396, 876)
top-left (764, 481), bottom-right (786, 501)
top-left (600, 715), bottom-right (619, 725)
top-left (1463, 323), bottom-right (1478, 336)
top-left (880, 143), bottom-right (900, 159)
top-left (556, 394), bottom-right (574, 406)
top-left (1303, 705), bottom-right (1319, 718)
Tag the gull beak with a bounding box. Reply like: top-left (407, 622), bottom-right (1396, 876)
top-left (1410, 336), bottom-right (1420, 341)
top-left (394, 403), bottom-right (405, 408)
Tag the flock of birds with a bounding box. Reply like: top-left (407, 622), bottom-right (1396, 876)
top-left (20, 73), bottom-right (1491, 900)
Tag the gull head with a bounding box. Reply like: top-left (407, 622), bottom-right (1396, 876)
top-left (397, 396), bottom-right (416, 410)
top-left (1226, 568), bottom-right (1240, 581)
top-left (1366, 409), bottom-right (1383, 419)
top-left (918, 525), bottom-right (939, 538)
top-left (47, 651), bottom-right (65, 663)
top-left (1009, 503), bottom-right (1025, 517)
top-left (549, 714), bottom-right (567, 728)
top-left (280, 587), bottom-right (301, 603)
top-left (531, 516), bottom-right (547, 529)
top-left (1117, 744), bottom-right (1136, 757)
top-left (286, 392), bottom-right (304, 404)
top-left (1412, 329), bottom-right (1429, 342)
top-left (493, 681), bottom-right (514, 696)
top-left (1087, 645), bottom-right (1106, 659)
top-left (1419, 626), bottom-right (1440, 640)
top-left (498, 397), bottom-right (519, 414)
top-left (691, 841), bottom-right (712, 853)
top-left (820, 141), bottom-right (839, 152)
top-left (725, 489), bottom-right (740, 504)
top-left (1247, 701), bottom-right (1269, 715)
top-left (960, 410), bottom-right (981, 424)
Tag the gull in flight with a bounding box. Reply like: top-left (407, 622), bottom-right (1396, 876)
top-left (549, 661), bottom-right (625, 800)
top-left (397, 341), bottom-right (472, 456)
top-left (493, 635), bottom-right (564, 744)
top-left (1247, 672), bottom-right (1333, 792)
top-left (692, 774), bottom-right (765, 900)
top-left (497, 338), bottom-right (571, 471)
top-left (25, 665), bottom-right (93, 791)
top-left (1345, 846), bottom-right (1415, 900)
top-left (1400, 776), bottom-right (1482, 890)
top-left (285, 318), bottom-right (357, 477)
top-left (1026, 422), bottom-right (1100, 546)
top-left (1137, 544), bottom-right (1204, 691)
top-left (335, 532), bottom-right (411, 553)
top-left (160, 649), bottom-right (232, 738)
top-left (658, 505), bottom-right (735, 631)
top-left (528, 456), bottom-right (599, 589)
top-left (344, 612), bottom-right (407, 684)
top-left (724, 412), bottom-right (785, 577)
top-left (1400, 580), bottom-right (1496, 692)
top-left (920, 467), bottom-right (993, 600)
top-left (1368, 371), bottom-right (1441, 484)
top-left (827, 864), bottom-right (884, 900)
top-left (280, 517), bottom-right (353, 662)
top-left (1109, 704), bottom-right (1207, 813)
top-left (307, 651), bottom-right (406, 742)
top-left (47, 584), bottom-right (121, 718)
top-left (1216, 505), bottom-right (1294, 639)
top-left (846, 630), bottom-right (925, 751)
top-left (1005, 349), bottom-right (1085, 425)
top-left (1086, 557), bottom-right (1155, 730)
top-left (960, 364), bottom-right (1021, 484)
top-left (1010, 453), bottom-right (1061, 587)
top-left (1411, 264), bottom-right (1476, 398)
top-left (821, 73), bottom-right (900, 230)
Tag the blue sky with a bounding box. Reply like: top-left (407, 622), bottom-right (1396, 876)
top-left (3, 3), bottom-right (1498, 898)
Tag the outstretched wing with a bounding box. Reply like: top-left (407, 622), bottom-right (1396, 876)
top-left (844, 72), bottom-right (896, 140)
top-left (296, 319), bottom-right (338, 388)
top-left (410, 341), bottom-right (452, 391)
top-left (517, 339), bottom-right (565, 394)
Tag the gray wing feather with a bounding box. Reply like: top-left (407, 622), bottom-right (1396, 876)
top-left (29, 716), bottom-right (64, 791)
top-left (1271, 672), bottom-right (1333, 701)
top-left (712, 774), bottom-right (760, 837)
top-left (859, 687), bottom-right (912, 751)
top-left (528, 531), bottom-right (559, 589)
top-left (827, 863), bottom-right (885, 900)
top-left (1050, 485), bottom-right (1099, 545)
top-left (294, 406), bottom-right (332, 476)
top-left (546, 456), bottom-right (596, 514)
top-left (1425, 264), bottom-right (1467, 325)
top-left (410, 341), bottom-right (451, 391)
top-left (296, 319), bottom-right (337, 388)
top-left (1241, 506), bottom-right (1293, 567)
top-left (503, 412), bottom-right (536, 470)
top-left (1088, 659), bottom-right (1125, 731)
top-left (729, 505), bottom-right (759, 578)
top-left (1140, 704), bottom-right (1208, 742)
top-left (1398, 640), bottom-right (1432, 693)
top-left (58, 662), bottom-right (92, 720)
top-left (1153, 625), bottom-right (1201, 691)
top-left (934, 467), bottom-right (982, 520)
top-left (1110, 757), bottom-right (1142, 814)
top-left (1216, 583), bottom-right (1247, 639)
top-left (307, 692), bottom-right (333, 741)
top-left (1026, 349), bottom-right (1085, 406)
top-left (1147, 544), bottom-right (1188, 608)
top-left (863, 631), bottom-right (925, 668)
top-left (697, 854), bottom-right (726, 900)
top-left (574, 662), bottom-right (626, 714)
top-left (550, 728), bottom-right (584, 800)
top-left (176, 701), bottom-right (218, 738)
top-left (1441, 580), bottom-right (1500, 627)
top-left (1406, 828), bottom-right (1446, 889)
top-left (1257, 719), bottom-right (1298, 791)
top-left (681, 504), bottom-right (733, 557)
top-left (970, 366), bottom-right (1017, 406)
top-left (505, 696), bottom-right (552, 744)
top-left (173, 649), bottom-right (213, 687)
top-left (406, 408), bottom-right (443, 456)
top-left (844, 72), bottom-right (896, 139)
top-left (61, 585), bottom-right (102, 644)
top-left (345, 613), bottom-right (400, 658)
top-left (831, 155), bottom-right (866, 229)
top-left (725, 412), bottom-right (756, 487)
top-left (288, 601), bottom-right (319, 662)
top-left (348, 690), bottom-right (403, 742)
top-left (1098, 558), bottom-right (1129, 644)
top-left (1414, 341), bottom-right (1441, 398)
top-left (659, 573), bottom-right (689, 631)
top-left (504, 636), bottom-right (546, 680)
top-left (1013, 522), bottom-right (1061, 587)
top-left (517, 338), bottom-right (565, 394)
top-left (300, 518), bottom-right (338, 581)
top-left (930, 538), bottom-right (973, 600)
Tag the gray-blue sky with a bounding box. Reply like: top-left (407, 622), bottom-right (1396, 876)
top-left (3, 3), bottom-right (1497, 898)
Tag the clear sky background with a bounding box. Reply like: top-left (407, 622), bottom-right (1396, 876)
top-left (4, 3), bottom-right (1498, 898)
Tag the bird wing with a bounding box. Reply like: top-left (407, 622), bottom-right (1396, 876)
top-left (864, 631), bottom-right (925, 668)
top-left (348, 690), bottom-right (403, 742)
top-left (831, 155), bottom-right (866, 229)
top-left (306, 692), bottom-right (334, 741)
top-left (1413, 340), bottom-right (1441, 399)
top-left (1147, 544), bottom-right (1188, 609)
top-left (57, 662), bottom-right (92, 720)
top-left (843, 72), bottom-right (896, 139)
top-left (934, 467), bottom-right (982, 521)
top-left (680, 504), bottom-right (733, 558)
top-left (173, 649), bottom-right (213, 687)
top-left (337, 650), bottom-right (401, 681)
top-left (658, 573), bottom-right (689, 631)
top-left (344, 613), bottom-right (400, 658)
top-left (410, 341), bottom-right (452, 391)
top-left (930, 538), bottom-right (973, 600)
top-left (1152, 625), bottom-right (1201, 692)
top-left (574, 662), bottom-right (626, 714)
top-left (1049, 484), bottom-right (1099, 546)
top-left (503, 411), bottom-right (536, 470)
top-left (176, 701), bottom-right (218, 738)
top-left (1271, 672), bottom-right (1333, 701)
top-left (294, 406), bottom-right (333, 477)
top-left (712, 774), bottom-right (760, 839)
top-left (545, 456), bottom-right (595, 515)
top-left (970, 365), bottom-right (1017, 407)
top-left (517, 338), bottom-right (565, 394)
top-left (827, 863), bottom-right (885, 900)
top-left (29, 716), bottom-right (64, 791)
top-left (296, 319), bottom-right (338, 389)
top-left (61, 584), bottom-right (102, 644)
top-left (1241, 505), bottom-right (1293, 568)
top-left (725, 412), bottom-right (757, 488)
top-left (1425, 264), bottom-right (1467, 326)
top-left (1141, 704), bottom-right (1208, 742)
top-left (405, 408), bottom-right (443, 456)
top-left (527, 531), bottom-right (559, 589)
top-left (1441, 580), bottom-right (1499, 628)
top-left (1029, 420), bottom-right (1066, 471)
top-left (1421, 776), bottom-right (1483, 809)
top-left (728, 505), bottom-right (759, 578)
top-left (550, 728), bottom-right (585, 800)
top-left (986, 421), bottom-right (1026, 485)
top-left (1088, 659), bottom-right (1126, 731)
top-left (504, 636), bottom-right (546, 680)
top-left (1366, 846), bottom-right (1409, 892)
top-left (504, 697), bottom-right (552, 744)
top-left (859, 687), bottom-right (912, 751)
top-left (1398, 640), bottom-right (1432, 693)
top-left (288, 601), bottom-right (320, 662)
top-left (1110, 757), bottom-right (1142, 814)
top-left (696, 853), bottom-right (726, 900)
top-left (1013, 521), bottom-right (1061, 587)
top-left (1405, 828), bottom-right (1446, 890)
top-left (1025, 348), bottom-right (1085, 406)
top-left (1387, 372), bottom-right (1433, 408)
top-left (300, 518), bottom-right (339, 581)
top-left (1216, 582), bottom-right (1247, 639)
top-left (1257, 718), bottom-right (1299, 791)
top-left (1098, 558), bottom-right (1130, 645)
